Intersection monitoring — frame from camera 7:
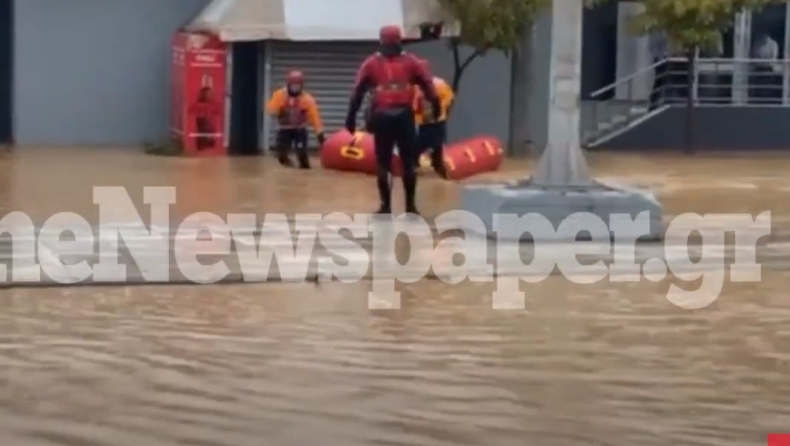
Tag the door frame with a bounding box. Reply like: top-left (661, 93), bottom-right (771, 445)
top-left (0, 0), bottom-right (13, 144)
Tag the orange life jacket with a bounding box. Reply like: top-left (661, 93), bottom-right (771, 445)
top-left (278, 97), bottom-right (308, 128)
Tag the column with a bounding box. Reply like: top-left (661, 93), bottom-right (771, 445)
top-left (733, 10), bottom-right (751, 104)
top-left (531, 0), bottom-right (591, 186)
top-left (615, 2), bottom-right (652, 100)
top-left (783, 1), bottom-right (790, 103)
top-left (260, 41), bottom-right (273, 151)
top-left (522, 12), bottom-right (552, 154)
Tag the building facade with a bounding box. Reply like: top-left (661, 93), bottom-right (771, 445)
top-left (7, 0), bottom-right (211, 146)
top-left (2, 0), bottom-right (789, 150)
top-left (0, 0), bottom-right (514, 148)
top-left (257, 40), bottom-right (512, 151)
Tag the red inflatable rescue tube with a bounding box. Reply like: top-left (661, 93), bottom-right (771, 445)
top-left (320, 131), bottom-right (504, 179)
top-left (320, 130), bottom-right (377, 174)
top-left (320, 130), bottom-right (405, 175)
top-left (442, 136), bottom-right (504, 180)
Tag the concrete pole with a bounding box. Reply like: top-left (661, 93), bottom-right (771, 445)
top-left (460, 0), bottom-right (664, 242)
top-left (530, 0), bottom-right (592, 186)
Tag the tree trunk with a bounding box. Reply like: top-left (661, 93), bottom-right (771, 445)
top-left (450, 40), bottom-right (481, 95)
top-left (684, 48), bottom-right (696, 154)
top-left (507, 29), bottom-right (532, 156)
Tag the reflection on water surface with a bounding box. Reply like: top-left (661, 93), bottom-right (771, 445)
top-left (0, 148), bottom-right (789, 445)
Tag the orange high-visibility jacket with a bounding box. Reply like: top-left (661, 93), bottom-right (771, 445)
top-left (267, 88), bottom-right (324, 133)
top-left (413, 77), bottom-right (454, 125)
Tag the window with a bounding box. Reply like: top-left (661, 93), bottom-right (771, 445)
top-left (751, 3), bottom-right (786, 58)
top-left (749, 4), bottom-right (786, 103)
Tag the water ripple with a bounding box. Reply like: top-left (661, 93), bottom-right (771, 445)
top-left (0, 278), bottom-right (787, 445)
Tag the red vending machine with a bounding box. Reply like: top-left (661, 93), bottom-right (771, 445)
top-left (171, 31), bottom-right (227, 156)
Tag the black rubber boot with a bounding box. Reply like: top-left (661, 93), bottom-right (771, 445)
top-left (376, 173), bottom-right (392, 214)
top-left (277, 147), bottom-right (292, 167)
top-left (297, 150), bottom-right (310, 169)
top-left (403, 174), bottom-right (419, 215)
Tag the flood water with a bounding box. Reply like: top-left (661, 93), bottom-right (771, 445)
top-left (1, 147), bottom-right (790, 445)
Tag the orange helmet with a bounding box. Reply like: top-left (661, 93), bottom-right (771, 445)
top-left (379, 25), bottom-right (402, 45)
top-left (286, 70), bottom-right (304, 85)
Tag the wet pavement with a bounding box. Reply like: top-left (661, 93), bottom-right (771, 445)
top-left (0, 147), bottom-right (790, 445)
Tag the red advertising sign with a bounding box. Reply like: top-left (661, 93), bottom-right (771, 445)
top-left (769, 434), bottom-right (790, 446)
top-left (171, 32), bottom-right (227, 156)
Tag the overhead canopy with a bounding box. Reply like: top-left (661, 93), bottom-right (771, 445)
top-left (186, 0), bottom-right (459, 42)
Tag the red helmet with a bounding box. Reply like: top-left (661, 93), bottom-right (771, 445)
top-left (379, 25), bottom-right (402, 45)
top-left (286, 70), bottom-right (304, 84)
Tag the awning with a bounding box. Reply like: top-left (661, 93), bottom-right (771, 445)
top-left (186, 0), bottom-right (459, 42)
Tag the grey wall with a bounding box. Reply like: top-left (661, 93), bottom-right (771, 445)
top-left (9, 1), bottom-right (614, 151)
top-left (390, 11), bottom-right (613, 156)
top-left (511, 6), bottom-right (618, 156)
top-left (0, 0), bottom-right (11, 143)
top-left (524, 13), bottom-right (552, 155)
top-left (13, 0), bottom-right (210, 146)
top-left (409, 41), bottom-right (512, 147)
top-left (601, 106), bottom-right (790, 150)
top-left (409, 23), bottom-right (618, 156)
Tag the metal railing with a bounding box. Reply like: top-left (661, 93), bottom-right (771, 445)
top-left (583, 57), bottom-right (790, 146)
top-left (583, 59), bottom-right (666, 145)
top-left (589, 58), bottom-right (668, 102)
top-left (592, 57), bottom-right (790, 105)
top-left (653, 57), bottom-right (790, 106)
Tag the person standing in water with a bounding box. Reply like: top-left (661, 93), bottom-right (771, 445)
top-left (267, 71), bottom-right (325, 168)
top-left (344, 25), bottom-right (439, 215)
top-left (413, 58), bottom-right (454, 178)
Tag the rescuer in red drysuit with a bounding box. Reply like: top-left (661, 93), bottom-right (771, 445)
top-left (345, 25), bottom-right (441, 215)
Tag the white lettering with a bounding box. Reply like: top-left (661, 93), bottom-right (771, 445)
top-left (317, 213), bottom-right (369, 283)
top-left (0, 212), bottom-right (40, 282)
top-left (174, 213), bottom-right (231, 284)
top-left (492, 213), bottom-right (555, 310)
top-left (229, 214), bottom-right (318, 282)
top-left (92, 187), bottom-right (174, 282)
top-left (431, 210), bottom-right (493, 283)
top-left (664, 213), bottom-right (726, 310)
top-left (609, 212), bottom-right (650, 281)
top-left (370, 215), bottom-right (433, 309)
top-left (38, 212), bottom-right (93, 284)
top-left (727, 211), bottom-right (771, 282)
top-left (554, 212), bottom-right (610, 283)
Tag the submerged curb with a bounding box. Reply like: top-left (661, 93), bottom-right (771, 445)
top-left (0, 243), bottom-right (786, 287)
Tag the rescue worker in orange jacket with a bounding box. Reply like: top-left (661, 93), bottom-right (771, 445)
top-left (413, 59), bottom-right (454, 178)
top-left (267, 71), bottom-right (325, 169)
top-left (345, 25), bottom-right (440, 215)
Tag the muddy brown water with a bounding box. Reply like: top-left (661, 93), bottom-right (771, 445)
top-left (0, 148), bottom-right (789, 445)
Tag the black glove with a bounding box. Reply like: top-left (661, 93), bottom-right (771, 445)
top-left (316, 132), bottom-right (326, 145)
top-left (344, 113), bottom-right (356, 135)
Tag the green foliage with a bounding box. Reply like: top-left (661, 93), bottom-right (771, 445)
top-left (630, 0), bottom-right (785, 52)
top-left (436, 0), bottom-right (548, 53)
top-left (436, 0), bottom-right (556, 93)
top-left (143, 139), bottom-right (183, 156)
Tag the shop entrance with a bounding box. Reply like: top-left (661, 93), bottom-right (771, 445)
top-left (229, 42), bottom-right (259, 155)
top-left (0, 0), bottom-right (12, 144)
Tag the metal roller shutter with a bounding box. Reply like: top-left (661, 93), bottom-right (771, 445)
top-left (270, 41), bottom-right (378, 148)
